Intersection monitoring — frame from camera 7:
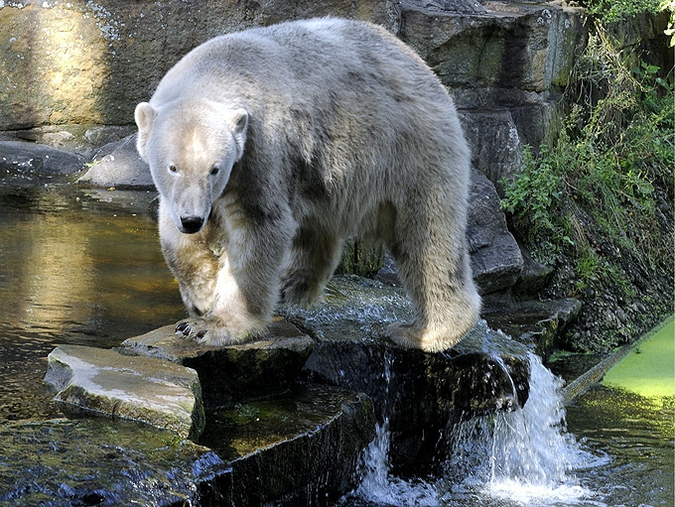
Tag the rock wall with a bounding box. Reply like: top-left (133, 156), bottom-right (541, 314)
top-left (0, 0), bottom-right (398, 132)
top-left (0, 0), bottom-right (593, 305)
top-left (0, 0), bottom-right (584, 173)
top-left (1, 0), bottom-right (666, 314)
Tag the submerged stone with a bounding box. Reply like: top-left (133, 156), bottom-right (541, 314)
top-left (45, 344), bottom-right (205, 440)
top-left (0, 418), bottom-right (228, 506)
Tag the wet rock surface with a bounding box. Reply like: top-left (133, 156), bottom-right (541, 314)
top-left (483, 297), bottom-right (583, 360)
top-left (45, 344), bottom-right (205, 439)
top-left (0, 141), bottom-right (84, 177)
top-left (25, 274), bottom-right (540, 505)
top-left (201, 383), bottom-right (375, 506)
top-left (0, 418), bottom-right (228, 506)
top-left (279, 275), bottom-right (532, 476)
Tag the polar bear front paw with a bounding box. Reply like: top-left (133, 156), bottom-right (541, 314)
top-left (174, 318), bottom-right (252, 346)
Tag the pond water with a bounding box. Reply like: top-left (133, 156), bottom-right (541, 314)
top-left (0, 181), bottom-right (184, 423)
top-left (1, 181), bottom-right (672, 506)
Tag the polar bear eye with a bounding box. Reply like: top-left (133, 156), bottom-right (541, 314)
top-left (210, 166), bottom-right (220, 176)
top-left (168, 165), bottom-right (178, 173)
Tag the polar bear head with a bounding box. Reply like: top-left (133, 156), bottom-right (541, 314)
top-left (135, 99), bottom-right (248, 234)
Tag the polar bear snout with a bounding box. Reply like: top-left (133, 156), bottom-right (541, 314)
top-left (179, 215), bottom-right (205, 234)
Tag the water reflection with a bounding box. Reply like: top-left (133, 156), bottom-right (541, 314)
top-left (0, 183), bottom-right (185, 422)
top-left (566, 385), bottom-right (675, 507)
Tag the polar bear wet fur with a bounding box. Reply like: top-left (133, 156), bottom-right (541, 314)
top-left (135, 17), bottom-right (481, 352)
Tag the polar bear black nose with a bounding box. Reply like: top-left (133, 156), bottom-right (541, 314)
top-left (180, 216), bottom-right (204, 234)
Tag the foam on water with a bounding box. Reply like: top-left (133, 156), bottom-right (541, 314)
top-left (352, 352), bottom-right (601, 507)
top-left (355, 418), bottom-right (439, 506)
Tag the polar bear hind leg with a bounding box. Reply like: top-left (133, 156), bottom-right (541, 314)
top-left (281, 224), bottom-right (342, 307)
top-left (386, 189), bottom-right (481, 352)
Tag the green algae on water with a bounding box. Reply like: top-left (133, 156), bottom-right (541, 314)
top-left (602, 316), bottom-right (674, 398)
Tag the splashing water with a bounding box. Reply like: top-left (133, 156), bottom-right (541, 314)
top-left (442, 353), bottom-right (596, 506)
top-left (351, 352), bottom-right (597, 507)
top-left (355, 418), bottom-right (439, 506)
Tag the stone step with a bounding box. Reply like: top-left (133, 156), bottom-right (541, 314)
top-left (120, 317), bottom-right (315, 409)
top-left (38, 274), bottom-right (552, 502)
top-left (200, 383), bottom-right (374, 506)
top-left (483, 297), bottom-right (582, 360)
top-left (44, 344), bottom-right (205, 440)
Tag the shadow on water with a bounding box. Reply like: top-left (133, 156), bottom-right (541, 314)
top-left (0, 179), bottom-right (185, 422)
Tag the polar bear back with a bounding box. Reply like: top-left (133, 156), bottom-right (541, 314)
top-left (150, 17), bottom-right (470, 235)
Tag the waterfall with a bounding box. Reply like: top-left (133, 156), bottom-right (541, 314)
top-left (353, 349), bottom-right (439, 506)
top-left (350, 352), bottom-right (594, 507)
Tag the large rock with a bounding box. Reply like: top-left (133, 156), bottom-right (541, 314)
top-left (467, 169), bottom-right (523, 293)
top-left (45, 344), bottom-right (205, 439)
top-left (201, 383), bottom-right (375, 506)
top-left (400, 0), bottom-right (586, 184)
top-left (0, 140), bottom-right (84, 176)
top-left (483, 297), bottom-right (582, 360)
top-left (78, 134), bottom-right (154, 188)
top-left (3, 384), bottom-right (374, 507)
top-left (0, 0), bottom-right (400, 131)
top-left (278, 275), bottom-right (531, 476)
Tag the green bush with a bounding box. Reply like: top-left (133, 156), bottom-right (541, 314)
top-left (580, 0), bottom-right (662, 22)
top-left (501, 22), bottom-right (674, 295)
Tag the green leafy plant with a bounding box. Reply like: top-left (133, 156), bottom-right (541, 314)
top-left (501, 20), bottom-right (673, 294)
top-left (580, 0), bottom-right (663, 22)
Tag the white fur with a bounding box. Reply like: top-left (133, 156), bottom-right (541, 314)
top-left (135, 17), bottom-right (481, 351)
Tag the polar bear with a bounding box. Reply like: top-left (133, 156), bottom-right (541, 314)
top-left (135, 17), bottom-right (481, 352)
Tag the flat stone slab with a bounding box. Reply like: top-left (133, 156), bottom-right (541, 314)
top-left (121, 317), bottom-right (315, 408)
top-left (45, 344), bottom-right (205, 439)
top-left (201, 383), bottom-right (375, 506)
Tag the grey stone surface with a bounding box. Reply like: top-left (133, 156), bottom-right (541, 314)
top-left (201, 384), bottom-right (375, 506)
top-left (0, 140), bottom-right (84, 175)
top-left (278, 275), bottom-right (532, 476)
top-left (0, 0), bottom-right (400, 130)
top-left (461, 111), bottom-right (523, 191)
top-left (45, 344), bottom-right (205, 439)
top-left (78, 134), bottom-right (154, 188)
top-left (468, 169), bottom-right (523, 293)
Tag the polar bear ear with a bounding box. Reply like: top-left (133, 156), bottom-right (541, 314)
top-left (134, 102), bottom-right (156, 161)
top-left (230, 108), bottom-right (249, 161)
